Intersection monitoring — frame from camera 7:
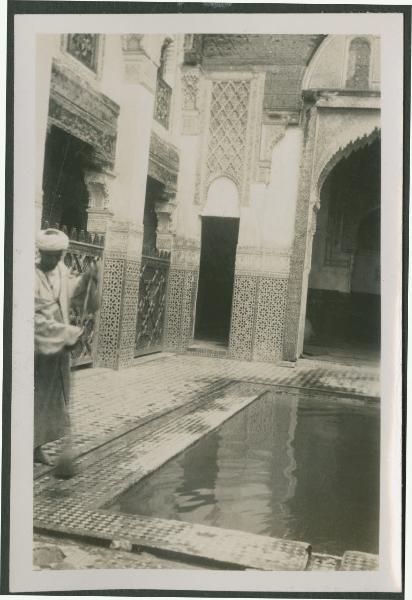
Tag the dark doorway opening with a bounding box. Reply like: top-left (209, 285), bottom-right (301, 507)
top-left (304, 138), bottom-right (380, 364)
top-left (42, 126), bottom-right (93, 232)
top-left (142, 177), bottom-right (163, 254)
top-left (194, 217), bottom-right (239, 346)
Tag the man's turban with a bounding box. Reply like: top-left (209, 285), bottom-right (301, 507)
top-left (37, 228), bottom-right (69, 252)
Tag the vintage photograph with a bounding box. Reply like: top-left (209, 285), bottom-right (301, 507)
top-left (6, 5), bottom-right (406, 595)
top-left (32, 30), bottom-right (381, 571)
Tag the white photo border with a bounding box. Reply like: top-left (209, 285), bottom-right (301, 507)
top-left (9, 7), bottom-right (404, 595)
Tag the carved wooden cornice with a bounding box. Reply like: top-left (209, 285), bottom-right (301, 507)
top-left (148, 131), bottom-right (180, 189)
top-left (49, 60), bottom-right (119, 166)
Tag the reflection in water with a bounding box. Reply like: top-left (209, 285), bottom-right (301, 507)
top-left (111, 391), bottom-right (379, 555)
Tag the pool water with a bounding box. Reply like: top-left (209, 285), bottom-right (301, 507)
top-left (110, 390), bottom-right (379, 556)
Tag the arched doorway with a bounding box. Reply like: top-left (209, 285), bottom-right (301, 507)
top-left (194, 177), bottom-right (240, 348)
top-left (304, 137), bottom-right (380, 362)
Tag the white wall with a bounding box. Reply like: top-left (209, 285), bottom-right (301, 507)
top-left (259, 127), bottom-right (303, 249)
top-left (303, 34), bottom-right (380, 91)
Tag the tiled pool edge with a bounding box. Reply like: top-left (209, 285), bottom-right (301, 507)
top-left (33, 508), bottom-right (379, 572)
top-left (34, 388), bottom-right (315, 571)
top-left (34, 505), bottom-right (311, 571)
top-left (34, 384), bottom-right (379, 572)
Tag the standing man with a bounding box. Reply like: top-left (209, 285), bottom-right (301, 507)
top-left (34, 228), bottom-right (99, 477)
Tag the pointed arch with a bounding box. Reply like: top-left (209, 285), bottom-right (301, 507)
top-left (316, 127), bottom-right (381, 205)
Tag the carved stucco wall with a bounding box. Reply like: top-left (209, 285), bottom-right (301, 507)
top-left (195, 73), bottom-right (265, 208)
top-left (175, 63), bottom-right (304, 360)
top-left (283, 98), bottom-right (380, 361)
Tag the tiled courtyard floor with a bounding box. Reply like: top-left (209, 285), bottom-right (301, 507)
top-left (34, 352), bottom-right (380, 571)
top-left (36, 352), bottom-right (379, 468)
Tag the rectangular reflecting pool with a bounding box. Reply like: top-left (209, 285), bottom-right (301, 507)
top-left (110, 389), bottom-right (380, 556)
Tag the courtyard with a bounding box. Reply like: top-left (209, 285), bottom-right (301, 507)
top-left (34, 352), bottom-right (380, 572)
top-left (30, 31), bottom-right (384, 577)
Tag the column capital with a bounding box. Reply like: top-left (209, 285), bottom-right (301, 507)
top-left (121, 34), bottom-right (158, 92)
top-left (84, 168), bottom-right (116, 234)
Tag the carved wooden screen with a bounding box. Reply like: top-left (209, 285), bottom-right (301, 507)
top-left (135, 249), bottom-right (171, 357)
top-left (63, 230), bottom-right (104, 366)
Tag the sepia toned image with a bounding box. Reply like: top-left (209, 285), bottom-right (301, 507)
top-left (32, 31), bottom-right (381, 572)
top-left (6, 5), bottom-right (405, 595)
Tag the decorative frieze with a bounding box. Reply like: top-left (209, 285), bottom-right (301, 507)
top-left (235, 246), bottom-right (291, 275)
top-left (181, 67), bottom-right (202, 135)
top-left (182, 68), bottom-right (200, 111)
top-left (49, 60), bottom-right (119, 166)
top-left (201, 35), bottom-right (324, 67)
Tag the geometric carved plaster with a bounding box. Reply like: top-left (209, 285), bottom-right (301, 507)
top-left (181, 66), bottom-right (202, 135)
top-left (195, 72), bottom-right (265, 207)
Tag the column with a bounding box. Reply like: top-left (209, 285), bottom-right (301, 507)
top-left (163, 237), bottom-right (200, 352)
top-left (228, 248), bottom-right (290, 362)
top-left (282, 106), bottom-right (319, 362)
top-left (162, 64), bottom-right (203, 352)
top-left (95, 35), bottom-right (158, 369)
top-left (83, 168), bottom-right (115, 234)
top-left (229, 126), bottom-right (303, 363)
